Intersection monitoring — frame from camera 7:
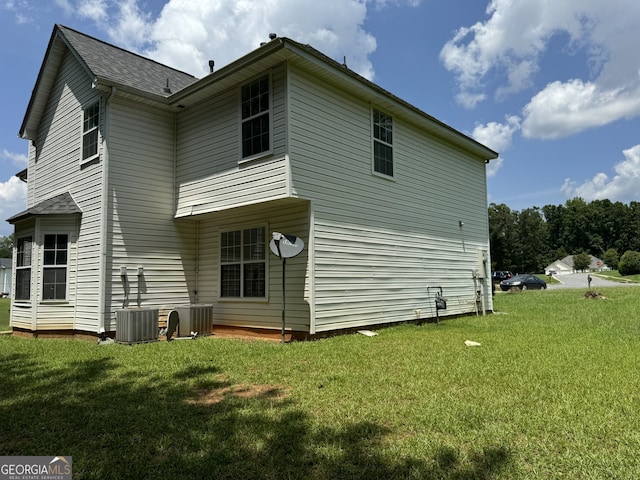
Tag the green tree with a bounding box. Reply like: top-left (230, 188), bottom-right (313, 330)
top-left (555, 246), bottom-right (569, 260)
top-left (619, 202), bottom-right (640, 253)
top-left (542, 204), bottom-right (566, 254)
top-left (573, 252), bottom-right (591, 272)
top-left (618, 250), bottom-right (640, 276)
top-left (515, 207), bottom-right (550, 273)
top-left (488, 203), bottom-right (518, 271)
top-left (561, 198), bottom-right (591, 254)
top-left (0, 234), bottom-right (13, 258)
top-left (602, 248), bottom-right (619, 270)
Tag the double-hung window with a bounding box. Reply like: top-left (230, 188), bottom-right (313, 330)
top-left (373, 109), bottom-right (393, 177)
top-left (15, 236), bottom-right (32, 301)
top-left (42, 234), bottom-right (68, 300)
top-left (220, 227), bottom-right (266, 298)
top-left (82, 101), bottom-right (100, 162)
top-left (241, 75), bottom-right (270, 159)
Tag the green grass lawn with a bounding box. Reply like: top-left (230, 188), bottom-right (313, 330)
top-left (0, 298), bottom-right (9, 331)
top-left (596, 270), bottom-right (640, 283)
top-left (2, 287), bottom-right (640, 479)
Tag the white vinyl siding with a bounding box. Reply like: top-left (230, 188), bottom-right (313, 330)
top-left (175, 64), bottom-right (288, 217)
top-left (287, 65), bottom-right (491, 332)
top-left (196, 200), bottom-right (310, 332)
top-left (13, 49), bottom-right (103, 331)
top-left (24, 218), bottom-right (79, 330)
top-left (106, 99), bottom-right (195, 330)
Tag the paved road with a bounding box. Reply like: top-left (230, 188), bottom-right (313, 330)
top-left (547, 272), bottom-right (638, 289)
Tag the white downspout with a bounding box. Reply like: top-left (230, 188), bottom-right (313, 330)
top-left (98, 86), bottom-right (116, 333)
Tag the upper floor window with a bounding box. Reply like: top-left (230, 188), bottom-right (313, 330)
top-left (15, 236), bottom-right (32, 301)
top-left (241, 75), bottom-right (270, 159)
top-left (82, 101), bottom-right (100, 163)
top-left (220, 226), bottom-right (266, 298)
top-left (42, 234), bottom-right (68, 300)
top-left (373, 109), bottom-right (393, 177)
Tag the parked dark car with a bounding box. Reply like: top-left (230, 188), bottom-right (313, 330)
top-left (500, 274), bottom-right (547, 291)
top-left (492, 270), bottom-right (513, 282)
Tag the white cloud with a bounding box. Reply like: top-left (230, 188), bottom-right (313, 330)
top-left (561, 144), bottom-right (640, 202)
top-left (105, 0), bottom-right (152, 50)
top-left (143, 0), bottom-right (379, 79)
top-left (1, 149), bottom-right (28, 167)
top-left (440, 0), bottom-right (640, 138)
top-left (455, 91), bottom-right (486, 109)
top-left (59, 0), bottom-right (420, 81)
top-left (522, 80), bottom-right (640, 139)
top-left (0, 151), bottom-right (27, 233)
top-left (53, 0), bottom-right (74, 16)
top-left (472, 115), bottom-right (520, 153)
top-left (471, 115), bottom-right (520, 177)
top-left (77, 0), bottom-right (107, 22)
top-left (0, 176), bottom-right (27, 229)
top-left (440, 0), bottom-right (584, 101)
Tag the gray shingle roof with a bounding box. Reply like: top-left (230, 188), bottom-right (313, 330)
top-left (58, 25), bottom-right (197, 97)
top-left (7, 192), bottom-right (82, 224)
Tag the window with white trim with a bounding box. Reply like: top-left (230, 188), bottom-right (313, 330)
top-left (82, 101), bottom-right (100, 162)
top-left (42, 234), bottom-right (68, 300)
top-left (241, 75), bottom-right (270, 159)
top-left (373, 109), bottom-right (393, 177)
top-left (15, 236), bottom-right (32, 301)
top-left (220, 227), bottom-right (266, 298)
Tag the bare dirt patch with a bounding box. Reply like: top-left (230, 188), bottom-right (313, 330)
top-left (187, 383), bottom-right (288, 406)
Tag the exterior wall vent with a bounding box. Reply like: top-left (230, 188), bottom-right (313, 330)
top-left (115, 308), bottom-right (159, 344)
top-left (174, 305), bottom-right (213, 337)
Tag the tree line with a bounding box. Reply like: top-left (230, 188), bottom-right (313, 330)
top-left (0, 234), bottom-right (12, 258)
top-left (489, 198), bottom-right (640, 274)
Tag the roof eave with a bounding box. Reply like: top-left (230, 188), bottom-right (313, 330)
top-left (168, 38), bottom-right (286, 107)
top-left (92, 77), bottom-right (173, 109)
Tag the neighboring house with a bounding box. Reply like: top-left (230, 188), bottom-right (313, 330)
top-left (7, 25), bottom-right (498, 338)
top-left (0, 259), bottom-right (11, 297)
top-left (545, 255), bottom-right (607, 275)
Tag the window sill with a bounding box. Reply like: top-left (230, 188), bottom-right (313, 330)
top-left (40, 300), bottom-right (70, 305)
top-left (13, 301), bottom-right (32, 307)
top-left (218, 297), bottom-right (268, 303)
top-left (372, 170), bottom-right (396, 181)
top-left (239, 151), bottom-right (273, 166)
top-left (80, 155), bottom-right (100, 167)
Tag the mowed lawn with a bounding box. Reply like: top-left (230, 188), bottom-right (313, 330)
top-left (1, 287), bottom-right (639, 479)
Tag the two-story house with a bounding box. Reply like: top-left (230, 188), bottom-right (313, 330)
top-left (7, 24), bottom-right (498, 339)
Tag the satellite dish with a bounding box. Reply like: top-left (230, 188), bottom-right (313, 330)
top-left (270, 233), bottom-right (304, 259)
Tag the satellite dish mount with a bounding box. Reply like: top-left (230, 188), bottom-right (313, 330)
top-left (270, 232), bottom-right (304, 343)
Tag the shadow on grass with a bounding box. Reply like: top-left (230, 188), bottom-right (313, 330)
top-left (0, 352), bottom-right (512, 479)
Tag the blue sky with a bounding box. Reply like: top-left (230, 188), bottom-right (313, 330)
top-left (1, 0), bottom-right (639, 237)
